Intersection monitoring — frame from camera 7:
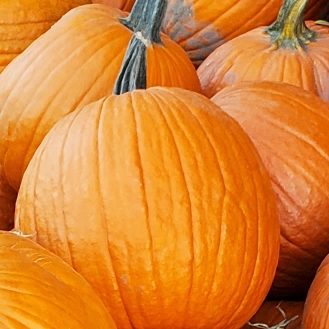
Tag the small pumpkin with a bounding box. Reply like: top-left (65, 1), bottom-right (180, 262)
top-left (211, 81), bottom-right (329, 299)
top-left (303, 253), bottom-right (329, 328)
top-left (0, 0), bottom-right (91, 73)
top-left (14, 33), bottom-right (280, 328)
top-left (0, 163), bottom-right (16, 231)
top-left (162, 0), bottom-right (329, 67)
top-left (0, 0), bottom-right (201, 191)
top-left (0, 230), bottom-right (117, 329)
top-left (241, 301), bottom-right (304, 329)
top-left (197, 0), bottom-right (329, 101)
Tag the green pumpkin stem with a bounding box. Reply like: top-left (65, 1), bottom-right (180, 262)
top-left (113, 0), bottom-right (167, 95)
top-left (264, 0), bottom-right (316, 50)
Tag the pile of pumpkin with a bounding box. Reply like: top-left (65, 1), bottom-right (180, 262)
top-left (1, 0), bottom-right (329, 328)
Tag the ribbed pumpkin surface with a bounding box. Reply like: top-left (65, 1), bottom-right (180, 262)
top-left (0, 231), bottom-right (117, 329)
top-left (91, 0), bottom-right (135, 11)
top-left (211, 81), bottom-right (329, 299)
top-left (0, 0), bottom-right (91, 72)
top-left (15, 87), bottom-right (280, 329)
top-left (0, 3), bottom-right (200, 192)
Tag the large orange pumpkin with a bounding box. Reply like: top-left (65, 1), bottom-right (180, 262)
top-left (0, 231), bottom-right (117, 329)
top-left (0, 0), bottom-right (91, 73)
top-left (211, 81), bottom-right (329, 299)
top-left (197, 0), bottom-right (329, 101)
top-left (162, 0), bottom-right (329, 67)
top-left (14, 77), bottom-right (280, 329)
top-left (0, 163), bottom-right (16, 231)
top-left (303, 253), bottom-right (329, 328)
top-left (0, 0), bottom-right (201, 192)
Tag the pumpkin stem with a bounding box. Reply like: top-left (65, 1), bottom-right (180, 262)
top-left (113, 0), bottom-right (167, 94)
top-left (264, 0), bottom-right (316, 50)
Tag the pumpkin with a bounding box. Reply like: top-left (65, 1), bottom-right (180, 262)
top-left (13, 36), bottom-right (280, 328)
top-left (162, 0), bottom-right (329, 67)
top-left (91, 0), bottom-right (135, 11)
top-left (0, 163), bottom-right (16, 231)
top-left (0, 0), bottom-right (91, 73)
top-left (0, 0), bottom-right (201, 192)
top-left (211, 80), bottom-right (329, 299)
top-left (241, 301), bottom-right (304, 329)
top-left (197, 0), bottom-right (329, 101)
top-left (0, 230), bottom-right (117, 329)
top-left (303, 253), bottom-right (329, 328)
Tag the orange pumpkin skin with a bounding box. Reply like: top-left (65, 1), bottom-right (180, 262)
top-left (0, 0), bottom-right (91, 73)
top-left (0, 231), bottom-right (117, 329)
top-left (0, 163), bottom-right (16, 231)
top-left (91, 0), bottom-right (135, 11)
top-left (197, 21), bottom-right (329, 100)
top-left (14, 87), bottom-right (280, 329)
top-left (211, 81), bottom-right (329, 299)
top-left (241, 301), bottom-right (304, 329)
top-left (303, 254), bottom-right (329, 328)
top-left (162, 0), bottom-right (329, 67)
top-left (0, 3), bottom-right (201, 192)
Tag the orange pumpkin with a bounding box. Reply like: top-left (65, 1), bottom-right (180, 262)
top-left (303, 253), bottom-right (329, 328)
top-left (211, 81), bottom-right (329, 299)
top-left (0, 163), bottom-right (16, 231)
top-left (14, 55), bottom-right (280, 328)
top-left (162, 0), bottom-right (329, 67)
top-left (0, 230), bottom-right (117, 329)
top-left (0, 0), bottom-right (91, 73)
top-left (0, 0), bottom-right (201, 192)
top-left (91, 0), bottom-right (135, 11)
top-left (197, 0), bottom-right (329, 101)
top-left (241, 301), bottom-right (303, 329)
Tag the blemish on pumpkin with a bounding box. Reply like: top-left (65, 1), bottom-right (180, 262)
top-left (121, 274), bottom-right (128, 285)
top-left (162, 0), bottom-right (224, 65)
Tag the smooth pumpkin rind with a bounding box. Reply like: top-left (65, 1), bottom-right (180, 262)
top-left (15, 87), bottom-right (280, 329)
top-left (0, 231), bottom-right (117, 329)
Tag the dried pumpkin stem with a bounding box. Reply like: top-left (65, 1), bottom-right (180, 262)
top-left (113, 0), bottom-right (167, 94)
top-left (264, 0), bottom-right (316, 50)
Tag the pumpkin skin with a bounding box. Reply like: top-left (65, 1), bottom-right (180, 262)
top-left (0, 2), bottom-right (201, 192)
top-left (162, 0), bottom-right (329, 67)
top-left (197, 2), bottom-right (329, 100)
top-left (0, 163), bottom-right (16, 231)
top-left (241, 300), bottom-right (304, 329)
top-left (0, 231), bottom-right (117, 329)
top-left (14, 87), bottom-right (280, 329)
top-left (303, 254), bottom-right (329, 328)
top-left (91, 0), bottom-right (135, 11)
top-left (211, 81), bottom-right (329, 299)
top-left (0, 0), bottom-right (91, 73)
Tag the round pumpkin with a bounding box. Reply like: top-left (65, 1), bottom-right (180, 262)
top-left (14, 85), bottom-right (280, 329)
top-left (0, 163), bottom-right (16, 231)
top-left (241, 301), bottom-right (304, 329)
top-left (303, 253), bottom-right (329, 328)
top-left (162, 0), bottom-right (329, 67)
top-left (0, 0), bottom-right (91, 73)
top-left (0, 0), bottom-right (201, 192)
top-left (211, 81), bottom-right (329, 299)
top-left (197, 0), bottom-right (329, 100)
top-left (0, 230), bottom-right (117, 329)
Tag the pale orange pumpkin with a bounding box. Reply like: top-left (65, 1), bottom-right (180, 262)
top-left (0, 231), bottom-right (117, 329)
top-left (211, 80), bottom-right (329, 299)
